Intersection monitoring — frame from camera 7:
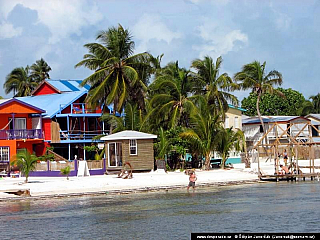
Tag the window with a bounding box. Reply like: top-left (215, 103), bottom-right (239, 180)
top-left (129, 139), bottom-right (137, 155)
top-left (225, 117), bottom-right (229, 128)
top-left (234, 117), bottom-right (239, 128)
top-left (108, 143), bottom-right (122, 167)
top-left (0, 147), bottom-right (9, 162)
top-left (259, 125), bottom-right (264, 133)
top-left (9, 118), bottom-right (26, 129)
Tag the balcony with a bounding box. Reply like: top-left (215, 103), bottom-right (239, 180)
top-left (60, 130), bottom-right (109, 141)
top-left (0, 129), bottom-right (43, 140)
top-left (59, 103), bottom-right (102, 115)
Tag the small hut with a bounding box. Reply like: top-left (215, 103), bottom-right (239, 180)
top-left (101, 130), bottom-right (157, 172)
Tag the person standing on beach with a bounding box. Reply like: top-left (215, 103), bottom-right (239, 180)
top-left (187, 171), bottom-right (197, 192)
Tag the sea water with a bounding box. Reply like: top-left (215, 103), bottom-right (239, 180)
top-left (0, 181), bottom-right (319, 240)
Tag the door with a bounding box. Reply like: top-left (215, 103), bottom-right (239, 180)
top-left (108, 142), bottom-right (122, 167)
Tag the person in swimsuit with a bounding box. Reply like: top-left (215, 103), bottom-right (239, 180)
top-left (187, 171), bottom-right (197, 192)
top-left (283, 149), bottom-right (288, 166)
top-left (280, 164), bottom-right (289, 175)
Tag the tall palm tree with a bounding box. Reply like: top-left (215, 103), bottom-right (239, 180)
top-left (100, 101), bottom-right (156, 133)
top-left (4, 66), bottom-right (38, 97)
top-left (180, 96), bottom-right (221, 170)
top-left (30, 58), bottom-right (52, 83)
top-left (310, 93), bottom-right (320, 114)
top-left (11, 149), bottom-right (38, 183)
top-left (191, 56), bottom-right (238, 115)
top-left (75, 24), bottom-right (151, 113)
top-left (150, 61), bottom-right (196, 129)
top-left (234, 61), bottom-right (283, 133)
top-left (215, 127), bottom-right (245, 169)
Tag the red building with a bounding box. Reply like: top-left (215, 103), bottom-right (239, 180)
top-left (0, 80), bottom-right (111, 173)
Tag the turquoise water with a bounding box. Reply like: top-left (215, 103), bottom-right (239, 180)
top-left (0, 182), bottom-right (319, 240)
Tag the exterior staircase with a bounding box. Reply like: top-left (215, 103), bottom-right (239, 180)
top-left (47, 149), bottom-right (68, 161)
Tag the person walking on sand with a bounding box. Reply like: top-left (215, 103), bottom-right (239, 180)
top-left (187, 171), bottom-right (197, 192)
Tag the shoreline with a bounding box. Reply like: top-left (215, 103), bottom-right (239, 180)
top-left (0, 179), bottom-right (261, 202)
top-left (0, 167), bottom-right (260, 201)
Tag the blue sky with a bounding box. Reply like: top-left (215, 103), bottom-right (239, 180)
top-left (0, 0), bottom-right (319, 102)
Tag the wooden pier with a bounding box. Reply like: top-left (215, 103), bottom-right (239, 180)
top-left (259, 173), bottom-right (320, 182)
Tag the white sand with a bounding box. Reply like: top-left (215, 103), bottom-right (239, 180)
top-left (0, 164), bottom-right (259, 199)
top-left (1, 160), bottom-right (318, 200)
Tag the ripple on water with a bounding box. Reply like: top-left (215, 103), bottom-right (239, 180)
top-left (1, 182), bottom-right (320, 239)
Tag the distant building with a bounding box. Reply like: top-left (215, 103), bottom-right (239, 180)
top-left (242, 116), bottom-right (311, 151)
top-left (211, 104), bottom-right (247, 165)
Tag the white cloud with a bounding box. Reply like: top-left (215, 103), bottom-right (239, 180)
top-left (132, 14), bottom-right (182, 52)
top-left (193, 20), bottom-right (248, 59)
top-left (0, 21), bottom-right (22, 39)
top-left (274, 12), bottom-right (291, 30)
top-left (269, 2), bottom-right (291, 30)
top-left (0, 0), bottom-right (103, 43)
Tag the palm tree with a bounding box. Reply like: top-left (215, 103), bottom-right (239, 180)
top-left (297, 100), bottom-right (313, 116)
top-left (60, 166), bottom-right (71, 180)
top-left (11, 149), bottom-right (38, 183)
top-left (215, 127), bottom-right (245, 169)
top-left (101, 102), bottom-right (156, 133)
top-left (191, 56), bottom-right (238, 115)
top-left (234, 61), bottom-right (283, 133)
top-left (75, 24), bottom-right (151, 113)
top-left (180, 96), bottom-right (221, 170)
top-left (150, 61), bottom-right (196, 129)
top-left (310, 93), bottom-right (320, 113)
top-left (4, 66), bottom-right (38, 97)
top-left (30, 58), bottom-right (52, 83)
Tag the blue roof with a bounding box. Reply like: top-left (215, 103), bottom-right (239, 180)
top-left (16, 91), bottom-right (87, 118)
top-left (228, 104), bottom-right (247, 112)
top-left (243, 116), bottom-right (308, 124)
top-left (47, 80), bottom-right (91, 92)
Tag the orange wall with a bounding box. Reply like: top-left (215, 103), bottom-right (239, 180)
top-left (0, 140), bottom-right (16, 162)
top-left (33, 83), bottom-right (59, 96)
top-left (0, 113), bottom-right (32, 130)
top-left (0, 140), bottom-right (46, 162)
top-left (0, 101), bottom-right (42, 114)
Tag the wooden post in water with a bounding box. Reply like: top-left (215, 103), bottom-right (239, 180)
top-left (309, 145), bottom-right (312, 174)
top-left (257, 148), bottom-right (260, 178)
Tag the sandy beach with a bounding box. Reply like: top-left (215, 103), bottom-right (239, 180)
top-left (1, 159), bottom-right (318, 200)
top-left (0, 163), bottom-right (262, 200)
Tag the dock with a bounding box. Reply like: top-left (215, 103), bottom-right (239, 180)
top-left (259, 173), bottom-right (320, 182)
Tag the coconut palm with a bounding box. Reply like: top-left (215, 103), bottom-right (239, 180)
top-left (310, 93), bottom-right (320, 114)
top-left (100, 100), bottom-right (157, 133)
top-left (215, 127), bottom-right (245, 169)
top-left (11, 149), bottom-right (38, 183)
top-left (4, 66), bottom-right (38, 97)
top-left (191, 56), bottom-right (238, 115)
top-left (30, 58), bottom-right (52, 83)
top-left (180, 96), bottom-right (221, 170)
top-left (234, 61), bottom-right (283, 133)
top-left (75, 24), bottom-right (151, 113)
top-left (149, 61), bottom-right (196, 129)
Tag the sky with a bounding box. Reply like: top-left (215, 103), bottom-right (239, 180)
top-left (0, 0), bottom-right (319, 103)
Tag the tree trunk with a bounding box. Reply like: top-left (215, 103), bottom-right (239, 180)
top-left (221, 154), bottom-right (226, 169)
top-left (205, 153), bottom-right (212, 170)
top-left (256, 91), bottom-right (265, 133)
